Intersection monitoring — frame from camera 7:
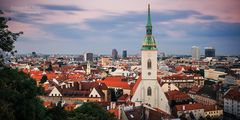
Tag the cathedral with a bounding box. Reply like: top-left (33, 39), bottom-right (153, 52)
top-left (131, 4), bottom-right (170, 114)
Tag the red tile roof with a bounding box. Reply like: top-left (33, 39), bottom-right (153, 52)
top-left (224, 87), bottom-right (240, 101)
top-left (118, 94), bottom-right (129, 102)
top-left (131, 76), bottom-right (141, 95)
top-left (165, 90), bottom-right (191, 101)
top-left (98, 76), bottom-right (131, 89)
top-left (108, 109), bottom-right (119, 118)
top-left (176, 103), bottom-right (203, 111)
top-left (203, 105), bottom-right (222, 112)
top-left (189, 85), bottom-right (202, 94)
top-left (162, 73), bottom-right (193, 81)
top-left (43, 101), bottom-right (52, 108)
top-left (175, 65), bottom-right (197, 71)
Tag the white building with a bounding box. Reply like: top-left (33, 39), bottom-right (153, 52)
top-left (204, 68), bottom-right (227, 81)
top-left (191, 46), bottom-right (200, 61)
top-left (175, 103), bottom-right (204, 119)
top-left (131, 4), bottom-right (170, 114)
top-left (224, 87), bottom-right (240, 118)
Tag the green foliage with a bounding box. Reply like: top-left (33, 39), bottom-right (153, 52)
top-left (68, 112), bottom-right (96, 120)
top-left (40, 75), bottom-right (48, 84)
top-left (0, 67), bottom-right (45, 120)
top-left (0, 10), bottom-right (23, 66)
top-left (46, 63), bottom-right (53, 71)
top-left (45, 101), bottom-right (67, 120)
top-left (69, 102), bottom-right (116, 120)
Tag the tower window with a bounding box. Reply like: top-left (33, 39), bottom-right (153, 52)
top-left (147, 87), bottom-right (152, 96)
top-left (147, 59), bottom-right (152, 69)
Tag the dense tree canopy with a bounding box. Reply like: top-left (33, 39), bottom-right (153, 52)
top-left (68, 102), bottom-right (116, 120)
top-left (0, 67), bottom-right (45, 120)
top-left (0, 10), bottom-right (22, 52)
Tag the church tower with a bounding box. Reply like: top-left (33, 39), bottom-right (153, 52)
top-left (131, 4), bottom-right (170, 114)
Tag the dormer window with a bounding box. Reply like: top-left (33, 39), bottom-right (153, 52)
top-left (147, 59), bottom-right (152, 69)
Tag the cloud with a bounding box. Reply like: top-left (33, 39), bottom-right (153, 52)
top-left (38, 4), bottom-right (84, 11)
top-left (1, 0), bottom-right (240, 55)
top-left (196, 15), bottom-right (218, 20)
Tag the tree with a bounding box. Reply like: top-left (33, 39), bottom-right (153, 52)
top-left (0, 67), bottom-right (46, 120)
top-left (69, 102), bottom-right (116, 120)
top-left (46, 63), bottom-right (53, 71)
top-left (0, 10), bottom-right (23, 66)
top-left (40, 75), bottom-right (48, 84)
top-left (45, 101), bottom-right (67, 120)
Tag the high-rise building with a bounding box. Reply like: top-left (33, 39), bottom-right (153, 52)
top-left (122, 50), bottom-right (127, 59)
top-left (205, 47), bottom-right (215, 57)
top-left (84, 52), bottom-right (93, 62)
top-left (192, 46), bottom-right (200, 60)
top-left (32, 52), bottom-right (37, 57)
top-left (112, 49), bottom-right (118, 60)
top-left (131, 4), bottom-right (170, 114)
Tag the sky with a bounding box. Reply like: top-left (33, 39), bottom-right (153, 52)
top-left (0, 0), bottom-right (240, 55)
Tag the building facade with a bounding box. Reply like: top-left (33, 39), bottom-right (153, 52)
top-left (224, 87), bottom-right (240, 118)
top-left (192, 46), bottom-right (200, 60)
top-left (205, 47), bottom-right (215, 57)
top-left (122, 50), bottom-right (127, 59)
top-left (84, 52), bottom-right (93, 62)
top-left (112, 49), bottom-right (118, 60)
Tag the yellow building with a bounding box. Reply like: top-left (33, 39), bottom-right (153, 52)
top-left (204, 105), bottom-right (223, 118)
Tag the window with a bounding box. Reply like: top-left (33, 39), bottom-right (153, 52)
top-left (147, 87), bottom-right (152, 96)
top-left (147, 59), bottom-right (152, 69)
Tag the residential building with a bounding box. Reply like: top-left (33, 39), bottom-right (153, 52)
top-left (120, 105), bottom-right (171, 120)
top-left (174, 103), bottom-right (204, 120)
top-left (204, 105), bottom-right (223, 118)
top-left (162, 73), bottom-right (196, 89)
top-left (204, 68), bottom-right (227, 81)
top-left (224, 87), bottom-right (240, 118)
top-left (194, 85), bottom-right (218, 105)
top-left (100, 57), bottom-right (110, 66)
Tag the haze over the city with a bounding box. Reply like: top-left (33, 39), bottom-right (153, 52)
top-left (1, 0), bottom-right (240, 55)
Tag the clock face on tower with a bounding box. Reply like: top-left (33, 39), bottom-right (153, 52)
top-left (148, 72), bottom-right (151, 76)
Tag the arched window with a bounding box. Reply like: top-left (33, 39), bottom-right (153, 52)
top-left (147, 87), bottom-right (152, 96)
top-left (147, 59), bottom-right (152, 69)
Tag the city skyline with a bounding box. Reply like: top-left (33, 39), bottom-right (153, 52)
top-left (1, 0), bottom-right (240, 55)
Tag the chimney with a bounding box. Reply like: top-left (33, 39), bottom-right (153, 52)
top-left (182, 105), bottom-right (185, 111)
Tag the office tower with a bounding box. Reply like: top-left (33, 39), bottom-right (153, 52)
top-left (192, 46), bottom-right (200, 60)
top-left (112, 49), bottom-right (118, 60)
top-left (84, 52), bottom-right (93, 62)
top-left (122, 49), bottom-right (127, 59)
top-left (205, 47), bottom-right (215, 57)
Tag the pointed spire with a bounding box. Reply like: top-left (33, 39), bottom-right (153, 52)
top-left (141, 4), bottom-right (157, 51)
top-left (147, 4), bottom-right (152, 26)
